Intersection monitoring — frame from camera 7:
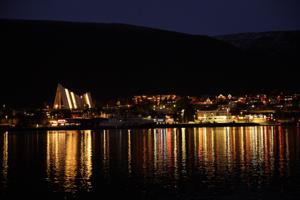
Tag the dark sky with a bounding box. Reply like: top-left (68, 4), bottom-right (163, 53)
top-left (1, 0), bottom-right (300, 35)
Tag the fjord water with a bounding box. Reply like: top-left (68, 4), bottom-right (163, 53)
top-left (1, 127), bottom-right (300, 199)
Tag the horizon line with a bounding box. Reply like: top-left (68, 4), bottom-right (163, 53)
top-left (1, 17), bottom-right (300, 37)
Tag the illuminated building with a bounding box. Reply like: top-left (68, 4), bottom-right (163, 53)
top-left (133, 95), bottom-right (178, 105)
top-left (53, 84), bottom-right (94, 109)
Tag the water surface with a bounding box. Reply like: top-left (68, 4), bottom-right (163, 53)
top-left (1, 126), bottom-right (300, 199)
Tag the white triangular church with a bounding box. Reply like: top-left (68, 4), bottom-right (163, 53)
top-left (53, 84), bottom-right (94, 109)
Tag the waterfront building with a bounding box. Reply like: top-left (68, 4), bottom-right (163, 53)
top-left (53, 84), bottom-right (94, 110)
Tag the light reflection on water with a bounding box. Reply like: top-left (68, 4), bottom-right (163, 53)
top-left (0, 126), bottom-right (300, 197)
top-left (1, 131), bottom-right (8, 189)
top-left (46, 130), bottom-right (93, 192)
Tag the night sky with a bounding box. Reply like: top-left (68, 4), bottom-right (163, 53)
top-left (1, 0), bottom-right (300, 35)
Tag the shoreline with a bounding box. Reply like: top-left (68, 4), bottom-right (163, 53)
top-left (1, 122), bottom-right (299, 132)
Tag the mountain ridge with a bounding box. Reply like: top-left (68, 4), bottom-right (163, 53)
top-left (0, 19), bottom-right (299, 107)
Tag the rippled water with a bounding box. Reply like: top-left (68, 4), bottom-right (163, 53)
top-left (1, 126), bottom-right (300, 199)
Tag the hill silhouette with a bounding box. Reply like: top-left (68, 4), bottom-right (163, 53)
top-left (0, 19), bottom-right (299, 107)
top-left (216, 31), bottom-right (300, 60)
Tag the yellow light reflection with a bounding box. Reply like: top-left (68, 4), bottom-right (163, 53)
top-left (128, 129), bottom-right (132, 174)
top-left (64, 131), bottom-right (78, 191)
top-left (102, 130), bottom-right (110, 176)
top-left (46, 130), bottom-right (93, 192)
top-left (2, 131), bottom-right (8, 184)
top-left (181, 128), bottom-right (186, 174)
top-left (80, 130), bottom-right (93, 190)
top-left (173, 128), bottom-right (179, 180)
top-left (153, 128), bottom-right (157, 172)
top-left (116, 126), bottom-right (293, 187)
